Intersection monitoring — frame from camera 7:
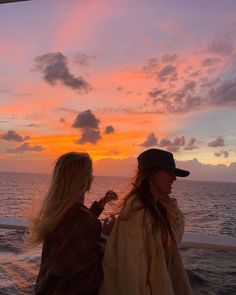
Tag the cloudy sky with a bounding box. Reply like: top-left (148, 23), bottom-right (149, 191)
top-left (0, 0), bottom-right (236, 181)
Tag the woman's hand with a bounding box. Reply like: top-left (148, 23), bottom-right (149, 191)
top-left (102, 215), bottom-right (116, 236)
top-left (98, 190), bottom-right (118, 208)
top-left (103, 190), bottom-right (118, 203)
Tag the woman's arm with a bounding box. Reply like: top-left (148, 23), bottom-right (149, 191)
top-left (49, 210), bottom-right (101, 279)
top-left (90, 190), bottom-right (118, 217)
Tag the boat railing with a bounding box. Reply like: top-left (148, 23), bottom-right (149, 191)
top-left (0, 216), bottom-right (235, 251)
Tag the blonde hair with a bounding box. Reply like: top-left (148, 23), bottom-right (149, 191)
top-left (29, 152), bottom-right (92, 244)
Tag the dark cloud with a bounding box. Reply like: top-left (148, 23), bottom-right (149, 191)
top-left (158, 65), bottom-right (177, 81)
top-left (142, 54), bottom-right (177, 82)
top-left (182, 81), bottom-right (196, 92)
top-left (179, 95), bottom-right (202, 113)
top-left (161, 54), bottom-right (178, 63)
top-left (116, 86), bottom-right (124, 91)
top-left (199, 76), bottom-right (219, 89)
top-left (148, 88), bottom-right (163, 98)
top-left (144, 77), bottom-right (202, 113)
top-left (208, 78), bottom-right (236, 106)
top-left (73, 52), bottom-right (95, 66)
top-left (215, 151), bottom-right (229, 158)
top-left (140, 132), bottom-right (157, 147)
top-left (184, 137), bottom-right (199, 150)
top-left (189, 71), bottom-right (201, 78)
top-left (7, 143), bottom-right (44, 154)
top-left (147, 77), bottom-right (202, 114)
top-left (166, 145), bottom-right (180, 153)
top-left (159, 138), bottom-right (171, 147)
top-left (158, 136), bottom-right (200, 152)
top-left (208, 35), bottom-right (234, 56)
top-left (201, 58), bottom-right (221, 67)
top-left (157, 93), bottom-right (201, 114)
top-left (72, 110), bottom-right (101, 145)
top-left (26, 123), bottom-right (41, 128)
top-left (208, 136), bottom-right (225, 147)
top-left (0, 130), bottom-right (30, 142)
top-left (158, 136), bottom-right (184, 153)
top-left (72, 109), bottom-right (100, 129)
top-left (34, 52), bottom-right (91, 92)
top-left (142, 58), bottom-right (159, 73)
top-left (173, 136), bottom-right (185, 146)
top-left (60, 117), bottom-right (66, 123)
top-left (140, 42), bottom-right (234, 116)
top-left (105, 125), bottom-right (115, 134)
top-left (75, 129), bottom-right (101, 145)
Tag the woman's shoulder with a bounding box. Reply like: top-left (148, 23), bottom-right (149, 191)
top-left (116, 197), bottom-right (154, 238)
top-left (64, 202), bottom-right (87, 217)
top-left (59, 203), bottom-right (96, 229)
top-left (120, 196), bottom-right (143, 216)
top-left (119, 197), bottom-right (147, 224)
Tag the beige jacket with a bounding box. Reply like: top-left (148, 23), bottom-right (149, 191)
top-left (99, 197), bottom-right (193, 295)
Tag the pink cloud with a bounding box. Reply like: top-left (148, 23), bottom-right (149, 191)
top-left (52, 0), bottom-right (112, 50)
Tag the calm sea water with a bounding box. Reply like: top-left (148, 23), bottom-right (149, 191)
top-left (0, 171), bottom-right (235, 295)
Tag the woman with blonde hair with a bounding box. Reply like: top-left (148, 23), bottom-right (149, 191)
top-left (30, 152), bottom-right (117, 295)
top-left (100, 149), bottom-right (193, 295)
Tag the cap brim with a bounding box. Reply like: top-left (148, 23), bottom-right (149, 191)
top-left (174, 168), bottom-right (190, 177)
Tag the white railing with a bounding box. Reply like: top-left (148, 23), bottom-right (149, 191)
top-left (0, 216), bottom-right (235, 251)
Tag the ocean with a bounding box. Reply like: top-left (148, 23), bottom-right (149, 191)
top-left (0, 171), bottom-right (235, 295)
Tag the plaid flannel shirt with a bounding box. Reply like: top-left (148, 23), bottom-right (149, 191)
top-left (35, 201), bottom-right (104, 295)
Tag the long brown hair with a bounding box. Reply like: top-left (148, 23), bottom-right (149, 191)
top-left (120, 168), bottom-right (176, 288)
top-left (122, 168), bottom-right (176, 247)
top-left (28, 152), bottom-right (92, 245)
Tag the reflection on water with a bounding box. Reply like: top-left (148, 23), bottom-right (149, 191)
top-left (0, 172), bottom-right (236, 294)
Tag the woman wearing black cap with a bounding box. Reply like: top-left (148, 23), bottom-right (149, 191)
top-left (100, 149), bottom-right (193, 295)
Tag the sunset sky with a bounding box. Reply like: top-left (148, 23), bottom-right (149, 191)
top-left (0, 0), bottom-right (236, 182)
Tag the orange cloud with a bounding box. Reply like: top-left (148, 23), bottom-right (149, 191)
top-left (28, 131), bottom-right (142, 159)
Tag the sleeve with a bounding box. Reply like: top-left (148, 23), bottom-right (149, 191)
top-left (50, 211), bottom-right (100, 279)
top-left (90, 201), bottom-right (104, 217)
top-left (101, 212), bottom-right (151, 295)
top-left (117, 218), bottom-right (151, 295)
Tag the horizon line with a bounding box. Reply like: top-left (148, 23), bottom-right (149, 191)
top-left (0, 170), bottom-right (235, 184)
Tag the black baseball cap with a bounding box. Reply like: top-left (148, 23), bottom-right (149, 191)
top-left (137, 148), bottom-right (190, 177)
